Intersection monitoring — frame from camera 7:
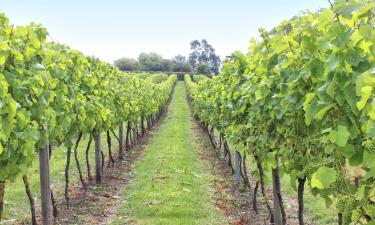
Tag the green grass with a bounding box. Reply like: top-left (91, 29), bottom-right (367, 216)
top-left (2, 130), bottom-right (120, 224)
top-left (113, 82), bottom-right (225, 225)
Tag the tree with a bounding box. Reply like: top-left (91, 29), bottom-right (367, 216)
top-left (161, 59), bottom-right (173, 72)
top-left (114, 53), bottom-right (193, 73)
top-left (189, 39), bottom-right (221, 75)
top-left (188, 40), bottom-right (200, 69)
top-left (172, 55), bottom-right (186, 63)
top-left (138, 52), bottom-right (165, 71)
top-left (114, 57), bottom-right (139, 71)
top-left (196, 63), bottom-right (210, 75)
top-left (171, 55), bottom-right (192, 73)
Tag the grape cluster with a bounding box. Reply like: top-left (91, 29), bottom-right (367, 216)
top-left (351, 204), bottom-right (375, 223)
top-left (350, 209), bottom-right (361, 223)
top-left (363, 204), bottom-right (375, 220)
top-left (337, 195), bottom-right (357, 225)
top-left (362, 139), bottom-right (375, 152)
top-left (283, 160), bottom-right (296, 173)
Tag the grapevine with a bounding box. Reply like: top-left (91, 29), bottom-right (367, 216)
top-left (185, 0), bottom-right (375, 224)
top-left (0, 12), bottom-right (177, 223)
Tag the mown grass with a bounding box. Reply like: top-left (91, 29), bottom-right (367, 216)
top-left (2, 130), bottom-right (119, 224)
top-left (113, 82), bottom-right (224, 225)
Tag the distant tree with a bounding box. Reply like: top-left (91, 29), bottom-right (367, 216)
top-left (189, 39), bottom-right (221, 75)
top-left (138, 52), bottom-right (165, 71)
top-left (162, 59), bottom-right (173, 72)
top-left (113, 57), bottom-right (139, 71)
top-left (171, 55), bottom-right (192, 73)
top-left (114, 53), bottom-right (193, 73)
top-left (196, 63), bottom-right (210, 75)
top-left (188, 40), bottom-right (200, 69)
top-left (173, 55), bottom-right (186, 63)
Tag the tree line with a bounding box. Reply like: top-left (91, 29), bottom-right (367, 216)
top-left (114, 39), bottom-right (222, 76)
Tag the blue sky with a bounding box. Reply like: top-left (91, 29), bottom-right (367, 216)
top-left (2, 0), bottom-right (329, 63)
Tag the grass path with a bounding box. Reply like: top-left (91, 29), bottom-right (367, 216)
top-left (113, 81), bottom-right (225, 225)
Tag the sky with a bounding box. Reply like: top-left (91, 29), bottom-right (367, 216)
top-left (1, 0), bottom-right (329, 63)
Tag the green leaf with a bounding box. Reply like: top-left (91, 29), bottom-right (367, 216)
top-left (337, 125), bottom-right (351, 147)
top-left (318, 9), bottom-right (334, 25)
top-left (333, 1), bottom-right (357, 18)
top-left (0, 54), bottom-right (6, 66)
top-left (369, 186), bottom-right (375, 202)
top-left (326, 55), bottom-right (340, 72)
top-left (356, 185), bottom-right (366, 201)
top-left (356, 86), bottom-right (372, 110)
top-left (303, 93), bottom-right (315, 110)
top-left (305, 102), bottom-right (318, 126)
top-left (353, 3), bottom-right (375, 20)
top-left (343, 85), bottom-right (358, 114)
top-left (255, 89), bottom-right (263, 100)
top-left (314, 104), bottom-right (335, 120)
top-left (311, 166), bottom-right (337, 189)
top-left (341, 144), bottom-right (355, 158)
top-left (303, 93), bottom-right (317, 125)
top-left (23, 128), bottom-right (40, 142)
top-left (349, 151), bottom-right (363, 166)
top-left (330, 125), bottom-right (351, 147)
top-left (356, 71), bottom-right (375, 96)
top-left (6, 98), bottom-right (17, 119)
top-left (363, 150), bottom-right (375, 168)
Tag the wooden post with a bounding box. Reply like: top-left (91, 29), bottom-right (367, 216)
top-left (38, 143), bottom-right (52, 225)
top-left (235, 151), bottom-right (241, 185)
top-left (126, 122), bottom-right (131, 150)
top-left (0, 181), bottom-right (4, 221)
top-left (23, 175), bottom-right (37, 225)
top-left (297, 177), bottom-right (306, 225)
top-left (119, 123), bottom-right (124, 160)
top-left (272, 159), bottom-right (283, 225)
top-left (95, 130), bottom-right (102, 184)
top-left (141, 116), bottom-right (145, 135)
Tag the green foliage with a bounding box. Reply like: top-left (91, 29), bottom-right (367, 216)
top-left (146, 73), bottom-right (169, 84)
top-left (115, 54), bottom-right (192, 73)
top-left (189, 39), bottom-right (221, 75)
top-left (128, 72), bottom-right (152, 80)
top-left (311, 167), bottom-right (337, 189)
top-left (113, 57), bottom-right (139, 71)
top-left (0, 13), bottom-right (177, 190)
top-left (186, 0), bottom-right (375, 222)
top-left (196, 64), bottom-right (210, 75)
top-left (171, 55), bottom-right (192, 73)
top-left (138, 52), bottom-right (166, 71)
top-left (192, 75), bottom-right (209, 83)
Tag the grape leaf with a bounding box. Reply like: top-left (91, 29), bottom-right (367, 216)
top-left (311, 166), bottom-right (337, 189)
